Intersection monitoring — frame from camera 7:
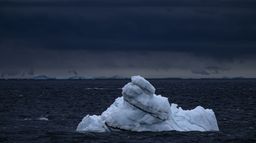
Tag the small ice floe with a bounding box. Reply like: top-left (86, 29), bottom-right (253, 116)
top-left (37, 117), bottom-right (49, 121)
top-left (77, 76), bottom-right (219, 132)
top-left (23, 117), bottom-right (49, 121)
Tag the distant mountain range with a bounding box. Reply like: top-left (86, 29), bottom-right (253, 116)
top-left (32, 75), bottom-right (56, 80)
top-left (68, 75), bottom-right (94, 80)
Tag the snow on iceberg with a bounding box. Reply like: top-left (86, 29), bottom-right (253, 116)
top-left (76, 75), bottom-right (219, 132)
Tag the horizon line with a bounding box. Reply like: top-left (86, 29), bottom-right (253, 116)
top-left (1, 77), bottom-right (255, 80)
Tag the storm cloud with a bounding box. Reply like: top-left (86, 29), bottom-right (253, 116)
top-left (0, 0), bottom-right (256, 78)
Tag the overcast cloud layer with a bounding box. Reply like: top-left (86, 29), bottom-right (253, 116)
top-left (0, 0), bottom-right (256, 78)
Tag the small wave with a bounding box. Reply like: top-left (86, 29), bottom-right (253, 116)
top-left (23, 118), bottom-right (32, 121)
top-left (37, 117), bottom-right (49, 121)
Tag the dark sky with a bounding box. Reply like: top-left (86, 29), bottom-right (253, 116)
top-left (1, 0), bottom-right (256, 78)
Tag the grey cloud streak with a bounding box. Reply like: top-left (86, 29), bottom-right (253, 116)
top-left (1, 47), bottom-right (256, 78)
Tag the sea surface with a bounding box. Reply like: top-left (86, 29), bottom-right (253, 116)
top-left (0, 79), bottom-right (255, 143)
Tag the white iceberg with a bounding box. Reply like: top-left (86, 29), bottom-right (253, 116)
top-left (77, 75), bottom-right (219, 132)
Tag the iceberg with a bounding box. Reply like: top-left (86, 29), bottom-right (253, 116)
top-left (77, 76), bottom-right (219, 132)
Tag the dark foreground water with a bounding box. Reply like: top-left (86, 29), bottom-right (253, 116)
top-left (0, 79), bottom-right (255, 143)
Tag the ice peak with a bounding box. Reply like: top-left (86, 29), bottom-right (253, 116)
top-left (131, 75), bottom-right (155, 94)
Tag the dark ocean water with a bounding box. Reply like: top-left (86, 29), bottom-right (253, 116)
top-left (0, 79), bottom-right (255, 143)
